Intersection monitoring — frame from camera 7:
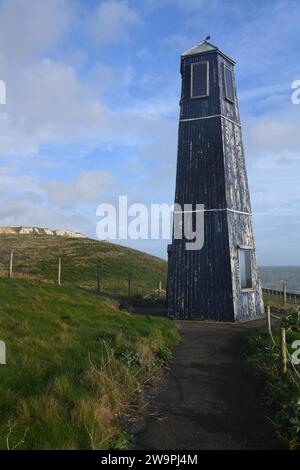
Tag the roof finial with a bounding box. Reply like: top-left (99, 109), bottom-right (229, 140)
top-left (205, 35), bottom-right (211, 41)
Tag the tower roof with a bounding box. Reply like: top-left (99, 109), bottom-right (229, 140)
top-left (181, 40), bottom-right (235, 64)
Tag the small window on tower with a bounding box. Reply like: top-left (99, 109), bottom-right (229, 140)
top-left (239, 249), bottom-right (253, 290)
top-left (224, 64), bottom-right (235, 102)
top-left (191, 61), bottom-right (209, 99)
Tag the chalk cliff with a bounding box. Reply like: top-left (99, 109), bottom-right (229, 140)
top-left (0, 227), bottom-right (87, 238)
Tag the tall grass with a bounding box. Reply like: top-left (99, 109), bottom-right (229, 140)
top-left (246, 311), bottom-right (300, 449)
top-left (0, 279), bottom-right (179, 449)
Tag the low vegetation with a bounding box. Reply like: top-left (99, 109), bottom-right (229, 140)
top-left (263, 291), bottom-right (299, 314)
top-left (246, 308), bottom-right (300, 449)
top-left (0, 278), bottom-right (179, 450)
top-left (0, 235), bottom-right (167, 297)
top-left (130, 290), bottom-right (167, 308)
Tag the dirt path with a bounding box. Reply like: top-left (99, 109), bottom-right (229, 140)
top-left (136, 320), bottom-right (284, 450)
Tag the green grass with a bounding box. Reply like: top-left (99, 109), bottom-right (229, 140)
top-left (246, 311), bottom-right (300, 449)
top-left (263, 292), bottom-right (299, 314)
top-left (0, 278), bottom-right (179, 449)
top-left (0, 235), bottom-right (167, 297)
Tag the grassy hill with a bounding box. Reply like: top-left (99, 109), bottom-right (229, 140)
top-left (0, 278), bottom-right (179, 450)
top-left (0, 234), bottom-right (167, 297)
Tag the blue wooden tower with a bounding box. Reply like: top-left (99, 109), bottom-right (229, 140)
top-left (167, 40), bottom-right (264, 321)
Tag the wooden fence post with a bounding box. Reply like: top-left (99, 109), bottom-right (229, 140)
top-left (283, 284), bottom-right (287, 306)
top-left (266, 305), bottom-right (272, 336)
top-left (8, 250), bottom-right (13, 279)
top-left (280, 327), bottom-right (287, 374)
top-left (57, 257), bottom-right (62, 286)
top-left (97, 261), bottom-right (101, 294)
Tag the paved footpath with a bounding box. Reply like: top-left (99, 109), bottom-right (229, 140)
top-left (136, 320), bottom-right (284, 450)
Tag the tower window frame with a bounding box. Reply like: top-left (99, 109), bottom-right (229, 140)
top-left (223, 63), bottom-right (235, 103)
top-left (239, 247), bottom-right (253, 291)
top-left (190, 61), bottom-right (209, 99)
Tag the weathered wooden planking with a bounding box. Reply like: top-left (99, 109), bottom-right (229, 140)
top-left (167, 41), bottom-right (264, 321)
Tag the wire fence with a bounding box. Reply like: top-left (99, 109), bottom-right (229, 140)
top-left (262, 287), bottom-right (300, 304)
top-left (0, 249), bottom-right (166, 306)
top-left (1, 247), bottom-right (299, 308)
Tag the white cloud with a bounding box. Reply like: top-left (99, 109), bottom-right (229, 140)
top-left (0, 0), bottom-right (175, 162)
top-left (245, 106), bottom-right (300, 156)
top-left (144, 0), bottom-right (204, 12)
top-left (44, 170), bottom-right (117, 207)
top-left (239, 83), bottom-right (290, 103)
top-left (249, 120), bottom-right (300, 154)
top-left (0, 58), bottom-right (111, 156)
top-left (0, 52), bottom-right (179, 159)
top-left (0, 172), bottom-right (37, 194)
top-left (0, 170), bottom-right (97, 237)
top-left (225, 1), bottom-right (300, 79)
top-left (88, 1), bottom-right (141, 45)
top-left (0, 0), bottom-right (72, 71)
top-left (0, 196), bottom-right (93, 236)
top-left (87, 63), bottom-right (134, 94)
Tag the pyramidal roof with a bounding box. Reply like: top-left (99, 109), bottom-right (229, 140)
top-left (181, 40), bottom-right (235, 64)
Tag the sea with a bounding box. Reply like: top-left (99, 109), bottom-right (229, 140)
top-left (259, 266), bottom-right (300, 294)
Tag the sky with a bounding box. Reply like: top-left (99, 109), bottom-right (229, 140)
top-left (0, 0), bottom-right (299, 265)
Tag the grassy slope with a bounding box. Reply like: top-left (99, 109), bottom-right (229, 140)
top-left (0, 235), bottom-right (167, 296)
top-left (0, 278), bottom-right (179, 450)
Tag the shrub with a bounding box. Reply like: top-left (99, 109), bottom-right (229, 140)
top-left (246, 311), bottom-right (300, 449)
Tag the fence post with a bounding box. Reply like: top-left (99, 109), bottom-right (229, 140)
top-left (283, 284), bottom-right (287, 306)
top-left (128, 272), bottom-right (132, 304)
top-left (280, 327), bottom-right (287, 374)
top-left (8, 250), bottom-right (13, 278)
top-left (266, 305), bottom-right (272, 336)
top-left (57, 257), bottom-right (62, 286)
top-left (158, 280), bottom-right (162, 292)
top-left (97, 261), bottom-right (101, 294)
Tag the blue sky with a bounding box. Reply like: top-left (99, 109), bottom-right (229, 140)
top-left (0, 0), bottom-right (300, 265)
